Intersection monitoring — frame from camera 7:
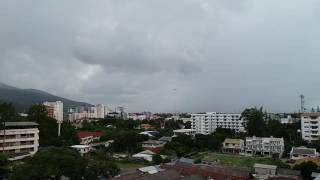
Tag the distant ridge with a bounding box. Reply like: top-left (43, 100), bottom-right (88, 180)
top-left (0, 82), bottom-right (92, 112)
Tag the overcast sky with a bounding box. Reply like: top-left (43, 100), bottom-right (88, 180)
top-left (0, 0), bottom-right (320, 112)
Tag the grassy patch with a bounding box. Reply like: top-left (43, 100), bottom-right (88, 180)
top-left (199, 152), bottom-right (289, 169)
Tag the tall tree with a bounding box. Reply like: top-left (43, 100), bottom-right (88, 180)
top-left (85, 160), bottom-right (120, 180)
top-left (241, 107), bottom-right (267, 137)
top-left (27, 104), bottom-right (60, 146)
top-left (112, 131), bottom-right (147, 156)
top-left (0, 103), bottom-right (16, 126)
top-left (10, 147), bottom-right (87, 180)
top-left (0, 153), bottom-right (10, 178)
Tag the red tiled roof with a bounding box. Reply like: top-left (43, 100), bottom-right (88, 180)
top-left (78, 131), bottom-right (103, 138)
top-left (147, 147), bottom-right (163, 154)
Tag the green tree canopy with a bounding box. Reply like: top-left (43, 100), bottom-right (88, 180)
top-left (10, 147), bottom-right (87, 180)
top-left (241, 107), bottom-right (267, 137)
top-left (85, 160), bottom-right (120, 180)
top-left (112, 130), bottom-right (147, 155)
top-left (152, 154), bottom-right (163, 165)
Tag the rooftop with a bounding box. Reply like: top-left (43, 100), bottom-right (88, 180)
top-left (291, 147), bottom-right (316, 155)
top-left (302, 112), bottom-right (320, 117)
top-left (173, 129), bottom-right (195, 133)
top-left (254, 163), bottom-right (277, 170)
top-left (224, 138), bottom-right (242, 144)
top-left (71, 145), bottom-right (90, 148)
top-left (142, 140), bottom-right (166, 145)
top-left (77, 131), bottom-right (103, 138)
top-left (4, 121), bottom-right (38, 127)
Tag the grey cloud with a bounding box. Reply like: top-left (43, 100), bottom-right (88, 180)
top-left (0, 0), bottom-right (319, 112)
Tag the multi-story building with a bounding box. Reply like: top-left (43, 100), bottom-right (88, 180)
top-left (222, 138), bottom-right (244, 154)
top-left (0, 122), bottom-right (39, 159)
top-left (245, 136), bottom-right (284, 158)
top-left (191, 112), bottom-right (244, 135)
top-left (43, 101), bottom-right (63, 122)
top-left (301, 112), bottom-right (320, 141)
top-left (96, 104), bottom-right (105, 119)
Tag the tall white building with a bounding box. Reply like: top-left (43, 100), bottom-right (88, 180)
top-left (301, 112), bottom-right (320, 141)
top-left (191, 112), bottom-right (244, 134)
top-left (43, 101), bottom-right (64, 123)
top-left (96, 104), bottom-right (105, 119)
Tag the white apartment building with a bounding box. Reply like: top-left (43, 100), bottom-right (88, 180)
top-left (0, 122), bottom-right (39, 159)
top-left (301, 112), bottom-right (320, 141)
top-left (245, 136), bottom-right (284, 158)
top-left (43, 101), bottom-right (64, 122)
top-left (96, 104), bottom-right (105, 119)
top-left (191, 112), bottom-right (244, 135)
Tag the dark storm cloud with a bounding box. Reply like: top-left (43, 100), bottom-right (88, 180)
top-left (0, 0), bottom-right (319, 112)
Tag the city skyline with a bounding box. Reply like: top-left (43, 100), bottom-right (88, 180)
top-left (1, 1), bottom-right (320, 112)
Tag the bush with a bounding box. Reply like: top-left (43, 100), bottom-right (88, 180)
top-left (152, 154), bottom-right (163, 165)
top-left (294, 161), bottom-right (318, 178)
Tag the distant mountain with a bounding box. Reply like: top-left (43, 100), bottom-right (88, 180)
top-left (0, 83), bottom-right (92, 112)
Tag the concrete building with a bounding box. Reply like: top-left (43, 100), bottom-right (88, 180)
top-left (71, 145), bottom-right (91, 156)
top-left (290, 146), bottom-right (318, 160)
top-left (254, 163), bottom-right (277, 176)
top-left (222, 138), bottom-right (244, 154)
top-left (245, 137), bottom-right (284, 158)
top-left (301, 112), bottom-right (320, 141)
top-left (43, 101), bottom-right (63, 122)
top-left (0, 122), bottom-right (39, 159)
top-left (191, 112), bottom-right (244, 135)
top-left (96, 104), bottom-right (105, 119)
top-left (173, 129), bottom-right (196, 137)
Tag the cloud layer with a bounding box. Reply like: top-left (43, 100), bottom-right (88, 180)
top-left (0, 0), bottom-right (320, 112)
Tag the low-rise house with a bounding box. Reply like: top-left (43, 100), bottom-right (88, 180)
top-left (222, 138), bottom-right (244, 154)
top-left (132, 150), bottom-right (155, 162)
top-left (173, 129), bottom-right (196, 137)
top-left (140, 124), bottom-right (154, 130)
top-left (254, 163), bottom-right (277, 176)
top-left (245, 136), bottom-right (284, 158)
top-left (78, 131), bottom-right (103, 145)
top-left (0, 122), bottom-right (39, 160)
top-left (290, 146), bottom-right (318, 160)
top-left (141, 140), bottom-right (166, 149)
top-left (71, 145), bottom-right (91, 156)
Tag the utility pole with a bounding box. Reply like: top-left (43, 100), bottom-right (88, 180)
top-left (58, 121), bottom-right (61, 137)
top-left (300, 94), bottom-right (305, 113)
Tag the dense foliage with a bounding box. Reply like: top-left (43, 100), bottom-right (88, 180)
top-left (10, 147), bottom-right (87, 180)
top-left (294, 161), bottom-right (318, 178)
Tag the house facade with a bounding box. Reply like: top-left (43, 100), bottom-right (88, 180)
top-left (222, 138), bottom-right (244, 154)
top-left (245, 136), bottom-right (284, 158)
